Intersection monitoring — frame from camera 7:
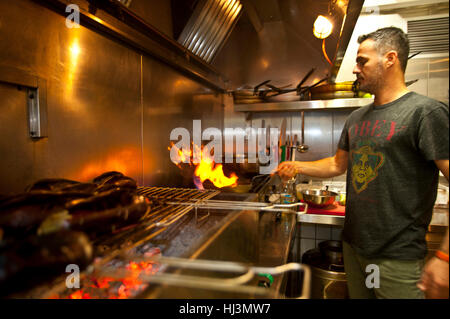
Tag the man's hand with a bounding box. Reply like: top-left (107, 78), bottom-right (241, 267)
top-left (417, 256), bottom-right (449, 299)
top-left (272, 161), bottom-right (299, 180)
top-left (271, 149), bottom-right (349, 180)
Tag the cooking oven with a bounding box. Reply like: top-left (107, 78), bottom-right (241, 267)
top-left (1, 174), bottom-right (310, 299)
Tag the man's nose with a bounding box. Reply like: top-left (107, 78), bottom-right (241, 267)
top-left (353, 65), bottom-right (360, 74)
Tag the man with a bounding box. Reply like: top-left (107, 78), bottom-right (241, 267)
top-left (276, 27), bottom-right (449, 298)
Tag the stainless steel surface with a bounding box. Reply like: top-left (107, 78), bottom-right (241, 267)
top-left (126, 0), bottom-right (173, 38)
top-left (0, 66), bottom-right (48, 139)
top-left (179, 0), bottom-right (243, 63)
top-left (212, 0), bottom-right (363, 89)
top-left (96, 255), bottom-right (311, 298)
top-left (167, 198), bottom-right (308, 214)
top-left (299, 214), bottom-right (345, 226)
top-left (297, 189), bottom-right (338, 208)
top-left (309, 264), bottom-right (348, 299)
top-left (225, 97), bottom-right (355, 165)
top-left (141, 54), bottom-right (225, 187)
top-left (146, 208), bottom-right (302, 298)
top-left (32, 0), bottom-right (226, 91)
top-left (328, 0), bottom-right (364, 83)
top-left (0, 0), bottom-right (225, 194)
top-left (234, 98), bottom-right (374, 112)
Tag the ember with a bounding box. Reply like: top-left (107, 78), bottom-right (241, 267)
top-left (53, 248), bottom-right (161, 299)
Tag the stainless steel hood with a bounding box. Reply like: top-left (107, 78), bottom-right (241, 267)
top-left (210, 0), bottom-right (365, 90)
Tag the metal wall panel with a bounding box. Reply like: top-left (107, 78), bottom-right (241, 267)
top-left (141, 56), bottom-right (224, 188)
top-left (128, 0), bottom-right (174, 38)
top-left (0, 0), bottom-right (142, 192)
top-left (0, 0), bottom-right (225, 193)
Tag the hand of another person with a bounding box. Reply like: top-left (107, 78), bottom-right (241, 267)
top-left (272, 161), bottom-right (299, 180)
top-left (417, 256), bottom-right (449, 299)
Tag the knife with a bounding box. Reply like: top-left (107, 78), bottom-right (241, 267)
top-left (279, 118), bottom-right (287, 162)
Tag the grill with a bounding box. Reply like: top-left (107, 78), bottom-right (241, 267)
top-left (12, 183), bottom-right (310, 299)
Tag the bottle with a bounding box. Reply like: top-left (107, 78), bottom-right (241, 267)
top-left (279, 178), bottom-right (296, 204)
top-left (265, 185), bottom-right (280, 203)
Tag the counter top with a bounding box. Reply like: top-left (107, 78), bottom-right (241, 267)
top-left (299, 207), bottom-right (449, 227)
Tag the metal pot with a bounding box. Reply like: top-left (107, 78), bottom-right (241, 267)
top-left (309, 264), bottom-right (348, 299)
top-left (295, 187), bottom-right (338, 207)
top-left (302, 248), bottom-right (348, 299)
top-left (319, 240), bottom-right (344, 265)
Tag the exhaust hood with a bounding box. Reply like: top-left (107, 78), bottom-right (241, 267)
top-left (178, 0), bottom-right (243, 63)
top-left (208, 0), bottom-right (365, 91)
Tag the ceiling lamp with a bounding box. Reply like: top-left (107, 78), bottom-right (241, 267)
top-left (313, 15), bottom-right (333, 39)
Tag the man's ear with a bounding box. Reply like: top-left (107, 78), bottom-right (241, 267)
top-left (385, 51), bottom-right (398, 68)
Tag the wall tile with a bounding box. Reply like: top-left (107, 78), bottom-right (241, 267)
top-left (300, 238), bottom-right (316, 260)
top-left (299, 223), bottom-right (315, 239)
top-left (331, 226), bottom-right (343, 240)
top-left (316, 225), bottom-right (331, 240)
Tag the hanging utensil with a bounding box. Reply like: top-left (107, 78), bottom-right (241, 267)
top-left (298, 111), bottom-right (309, 153)
top-left (279, 118), bottom-right (287, 162)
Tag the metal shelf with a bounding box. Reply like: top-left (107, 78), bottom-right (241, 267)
top-left (234, 98), bottom-right (374, 112)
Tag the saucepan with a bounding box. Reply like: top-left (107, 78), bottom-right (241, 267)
top-left (295, 186), bottom-right (338, 208)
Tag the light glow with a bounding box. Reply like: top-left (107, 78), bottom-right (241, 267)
top-left (313, 15), bottom-right (333, 39)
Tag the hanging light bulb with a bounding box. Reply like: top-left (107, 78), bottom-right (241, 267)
top-left (313, 15), bottom-right (333, 39)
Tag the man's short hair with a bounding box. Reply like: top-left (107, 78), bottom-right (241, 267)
top-left (357, 27), bottom-right (410, 73)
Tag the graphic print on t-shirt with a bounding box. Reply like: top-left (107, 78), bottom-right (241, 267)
top-left (350, 140), bottom-right (384, 193)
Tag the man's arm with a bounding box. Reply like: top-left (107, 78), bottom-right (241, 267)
top-left (274, 148), bottom-right (349, 179)
top-left (417, 159), bottom-right (449, 299)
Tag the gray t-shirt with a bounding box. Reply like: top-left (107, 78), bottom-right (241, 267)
top-left (338, 91), bottom-right (449, 260)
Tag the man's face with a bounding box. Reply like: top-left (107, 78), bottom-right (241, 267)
top-left (353, 39), bottom-right (384, 94)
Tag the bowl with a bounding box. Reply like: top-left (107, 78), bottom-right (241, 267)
top-left (296, 187), bottom-right (338, 208)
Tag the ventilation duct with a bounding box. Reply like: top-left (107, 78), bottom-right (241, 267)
top-left (407, 17), bottom-right (449, 54)
top-left (178, 0), bottom-right (243, 63)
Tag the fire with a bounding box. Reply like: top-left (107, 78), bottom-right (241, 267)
top-left (75, 148), bottom-right (141, 182)
top-left (54, 260), bottom-right (159, 299)
top-left (69, 290), bottom-right (91, 299)
top-left (194, 157), bottom-right (238, 188)
top-left (169, 143), bottom-right (238, 189)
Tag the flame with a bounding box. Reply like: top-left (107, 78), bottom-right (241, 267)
top-left (75, 148), bottom-right (140, 181)
top-left (169, 143), bottom-right (238, 189)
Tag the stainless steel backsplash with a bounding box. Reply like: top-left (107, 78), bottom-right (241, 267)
top-left (0, 0), bottom-right (224, 194)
